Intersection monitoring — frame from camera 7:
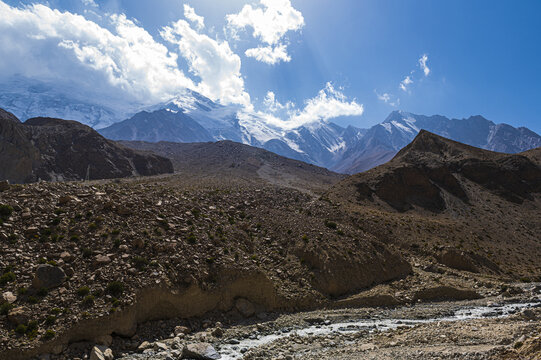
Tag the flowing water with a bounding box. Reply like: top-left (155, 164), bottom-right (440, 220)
top-left (218, 299), bottom-right (541, 359)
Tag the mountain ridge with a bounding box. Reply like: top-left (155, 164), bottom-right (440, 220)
top-left (0, 109), bottom-right (173, 183)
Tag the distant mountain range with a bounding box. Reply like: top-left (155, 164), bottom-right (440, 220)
top-left (1, 76), bottom-right (540, 174)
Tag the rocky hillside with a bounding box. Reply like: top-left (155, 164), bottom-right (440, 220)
top-left (0, 172), bottom-right (410, 359)
top-left (0, 109), bottom-right (173, 183)
top-left (328, 130), bottom-right (541, 277)
top-left (121, 140), bottom-right (344, 194)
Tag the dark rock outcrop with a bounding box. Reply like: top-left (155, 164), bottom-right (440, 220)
top-left (0, 109), bottom-right (39, 183)
top-left (0, 109), bottom-right (173, 183)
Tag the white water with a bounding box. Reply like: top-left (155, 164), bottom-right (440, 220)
top-left (218, 299), bottom-right (540, 359)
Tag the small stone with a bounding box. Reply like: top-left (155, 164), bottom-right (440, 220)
top-left (154, 342), bottom-right (168, 351)
top-left (211, 327), bottom-right (224, 338)
top-left (138, 341), bottom-right (152, 351)
top-left (7, 307), bottom-right (29, 325)
top-left (58, 195), bottom-right (73, 205)
top-left (0, 180), bottom-right (9, 192)
top-left (522, 309), bottom-right (536, 320)
top-left (32, 264), bottom-right (66, 289)
top-left (174, 326), bottom-right (190, 335)
top-left (60, 252), bottom-right (72, 262)
top-left (182, 343), bottom-right (221, 360)
top-left (25, 226), bottom-right (39, 236)
top-left (95, 255), bottom-right (111, 265)
top-left (132, 238), bottom-right (144, 249)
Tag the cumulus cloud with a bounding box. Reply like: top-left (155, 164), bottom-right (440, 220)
top-left (183, 4), bottom-right (204, 30)
top-left (245, 43), bottom-right (291, 64)
top-left (161, 19), bottom-right (251, 108)
top-left (260, 83), bottom-right (364, 129)
top-left (226, 0), bottom-right (304, 64)
top-left (399, 76), bottom-right (413, 92)
top-left (0, 1), bottom-right (363, 129)
top-left (419, 54), bottom-right (430, 76)
top-left (0, 1), bottom-right (194, 104)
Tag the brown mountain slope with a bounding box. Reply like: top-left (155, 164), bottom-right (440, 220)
top-left (121, 140), bottom-right (344, 193)
top-left (327, 130), bottom-right (541, 278)
top-left (332, 130), bottom-right (541, 212)
top-left (0, 109), bottom-right (173, 183)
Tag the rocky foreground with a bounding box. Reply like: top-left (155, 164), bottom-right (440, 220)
top-left (0, 131), bottom-right (540, 359)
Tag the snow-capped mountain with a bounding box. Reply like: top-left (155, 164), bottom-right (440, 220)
top-left (0, 76), bottom-right (140, 129)
top-left (99, 89), bottom-right (353, 166)
top-left (1, 77), bottom-right (539, 174)
top-left (332, 111), bottom-right (541, 173)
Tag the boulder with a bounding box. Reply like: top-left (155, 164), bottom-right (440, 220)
top-left (31, 264), bottom-right (66, 289)
top-left (89, 345), bottom-right (113, 360)
top-left (1, 291), bottom-right (17, 304)
top-left (182, 343), bottom-right (221, 359)
top-left (234, 298), bottom-right (255, 317)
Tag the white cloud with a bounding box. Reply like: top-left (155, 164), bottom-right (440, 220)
top-left (376, 92), bottom-right (391, 103)
top-left (227, 0), bottom-right (304, 64)
top-left (263, 91), bottom-right (294, 113)
top-left (399, 76), bottom-right (413, 92)
top-left (259, 83), bottom-right (364, 129)
top-left (0, 1), bottom-right (194, 104)
top-left (375, 90), bottom-right (400, 107)
top-left (245, 43), bottom-right (291, 64)
top-left (183, 4), bottom-right (204, 30)
top-left (81, 0), bottom-right (98, 7)
top-left (160, 19), bottom-right (251, 108)
top-left (0, 1), bottom-right (362, 130)
top-left (419, 54), bottom-right (430, 76)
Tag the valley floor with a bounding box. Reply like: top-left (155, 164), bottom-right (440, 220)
top-left (113, 285), bottom-right (541, 360)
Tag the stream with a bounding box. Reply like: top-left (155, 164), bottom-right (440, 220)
top-left (217, 299), bottom-right (541, 359)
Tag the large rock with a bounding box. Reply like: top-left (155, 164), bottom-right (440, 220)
top-left (32, 264), bottom-right (66, 289)
top-left (89, 345), bottom-right (113, 360)
top-left (234, 298), bottom-right (255, 317)
top-left (182, 343), bottom-right (221, 359)
top-left (1, 291), bottom-right (17, 304)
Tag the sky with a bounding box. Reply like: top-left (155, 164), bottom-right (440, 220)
top-left (0, 0), bottom-right (540, 132)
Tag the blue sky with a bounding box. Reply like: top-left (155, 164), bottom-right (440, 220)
top-left (1, 0), bottom-right (540, 132)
